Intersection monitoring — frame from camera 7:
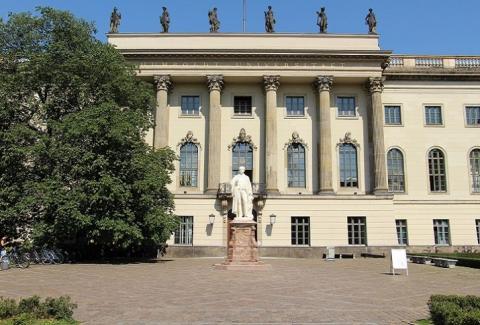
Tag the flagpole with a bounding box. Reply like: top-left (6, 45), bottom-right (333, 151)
top-left (243, 0), bottom-right (246, 32)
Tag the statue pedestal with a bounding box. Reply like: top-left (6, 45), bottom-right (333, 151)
top-left (214, 220), bottom-right (271, 271)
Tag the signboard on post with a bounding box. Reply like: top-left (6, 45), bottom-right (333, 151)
top-left (390, 249), bottom-right (408, 276)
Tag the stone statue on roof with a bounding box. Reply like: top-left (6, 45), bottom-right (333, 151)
top-left (109, 7), bottom-right (121, 33)
top-left (160, 7), bottom-right (170, 33)
top-left (208, 8), bottom-right (220, 33)
top-left (317, 7), bottom-right (328, 33)
top-left (365, 8), bottom-right (377, 34)
top-left (265, 6), bottom-right (276, 33)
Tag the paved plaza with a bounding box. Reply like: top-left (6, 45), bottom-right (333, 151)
top-left (1, 258), bottom-right (479, 324)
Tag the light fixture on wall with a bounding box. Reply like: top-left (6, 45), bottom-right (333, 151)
top-left (209, 214), bottom-right (216, 224)
top-left (269, 214), bottom-right (277, 225)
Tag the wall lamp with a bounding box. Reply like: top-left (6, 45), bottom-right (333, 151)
top-left (269, 214), bottom-right (277, 225)
top-left (209, 214), bottom-right (216, 224)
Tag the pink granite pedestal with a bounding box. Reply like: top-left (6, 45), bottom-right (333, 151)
top-left (214, 220), bottom-right (271, 271)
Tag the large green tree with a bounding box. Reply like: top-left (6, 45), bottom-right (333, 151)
top-left (0, 8), bottom-right (178, 257)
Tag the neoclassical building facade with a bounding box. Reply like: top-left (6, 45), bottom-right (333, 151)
top-left (108, 33), bottom-right (480, 257)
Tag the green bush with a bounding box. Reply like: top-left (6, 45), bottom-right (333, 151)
top-left (0, 296), bottom-right (76, 323)
top-left (429, 295), bottom-right (480, 325)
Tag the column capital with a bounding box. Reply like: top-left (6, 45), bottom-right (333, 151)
top-left (206, 75), bottom-right (225, 92)
top-left (154, 75), bottom-right (173, 92)
top-left (263, 75), bottom-right (280, 92)
top-left (368, 77), bottom-right (385, 93)
top-left (314, 76), bottom-right (334, 91)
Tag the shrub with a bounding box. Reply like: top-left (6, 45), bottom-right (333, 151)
top-left (0, 296), bottom-right (76, 322)
top-left (429, 295), bottom-right (480, 325)
top-left (0, 298), bottom-right (17, 319)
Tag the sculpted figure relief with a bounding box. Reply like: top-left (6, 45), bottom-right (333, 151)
top-left (317, 7), bottom-right (328, 33)
top-left (160, 7), bottom-right (170, 33)
top-left (231, 166), bottom-right (254, 221)
top-left (109, 7), bottom-right (121, 33)
top-left (365, 8), bottom-right (377, 34)
top-left (264, 6), bottom-right (276, 33)
top-left (208, 8), bottom-right (220, 32)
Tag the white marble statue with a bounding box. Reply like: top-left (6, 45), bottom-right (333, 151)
top-left (231, 166), bottom-right (254, 221)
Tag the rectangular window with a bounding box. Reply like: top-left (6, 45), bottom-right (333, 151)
top-left (425, 106), bottom-right (443, 125)
top-left (348, 217), bottom-right (367, 245)
top-left (476, 219), bottom-right (480, 244)
top-left (286, 96), bottom-right (305, 116)
top-left (433, 219), bottom-right (450, 245)
top-left (234, 96), bottom-right (252, 116)
top-left (174, 216), bottom-right (193, 245)
top-left (337, 97), bottom-right (356, 117)
top-left (396, 219), bottom-right (408, 245)
top-left (384, 105), bottom-right (402, 125)
top-left (291, 217), bottom-right (310, 246)
top-left (466, 106), bottom-right (480, 126)
top-left (181, 96), bottom-right (200, 115)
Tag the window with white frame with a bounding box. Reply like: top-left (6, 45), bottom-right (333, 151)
top-left (174, 216), bottom-right (193, 245)
top-left (470, 149), bottom-right (480, 193)
top-left (396, 219), bottom-right (408, 245)
top-left (286, 96), bottom-right (305, 116)
top-left (339, 144), bottom-right (358, 188)
top-left (179, 143), bottom-right (198, 187)
top-left (181, 96), bottom-right (200, 115)
top-left (348, 217), bottom-right (367, 245)
top-left (476, 219), bottom-right (480, 244)
top-left (291, 217), bottom-right (310, 246)
top-left (234, 96), bottom-right (252, 116)
top-left (466, 106), bottom-right (480, 126)
top-left (384, 105), bottom-right (402, 125)
top-left (287, 143), bottom-right (306, 188)
top-left (387, 149), bottom-right (405, 192)
top-left (433, 219), bottom-right (450, 245)
top-left (425, 105), bottom-right (443, 125)
top-left (337, 96), bottom-right (356, 117)
top-left (428, 149), bottom-right (447, 192)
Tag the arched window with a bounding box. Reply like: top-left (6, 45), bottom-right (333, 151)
top-left (387, 149), bottom-right (405, 192)
top-left (470, 149), bottom-right (480, 193)
top-left (179, 143), bottom-right (198, 187)
top-left (339, 144), bottom-right (358, 188)
top-left (428, 149), bottom-right (447, 192)
top-left (287, 143), bottom-right (306, 188)
top-left (232, 142), bottom-right (253, 181)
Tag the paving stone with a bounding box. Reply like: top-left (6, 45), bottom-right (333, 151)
top-left (0, 258), bottom-right (479, 324)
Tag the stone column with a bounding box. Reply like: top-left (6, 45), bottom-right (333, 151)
top-left (263, 75), bottom-right (280, 193)
top-left (368, 77), bottom-right (389, 194)
top-left (206, 75), bottom-right (225, 193)
top-left (153, 75), bottom-right (173, 149)
top-left (314, 76), bottom-right (334, 194)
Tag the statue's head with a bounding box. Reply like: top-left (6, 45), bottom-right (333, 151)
top-left (239, 166), bottom-right (246, 175)
top-left (369, 8), bottom-right (373, 12)
top-left (321, 7), bottom-right (325, 12)
top-left (113, 7), bottom-right (117, 12)
top-left (214, 7), bottom-right (217, 11)
top-left (162, 7), bottom-right (167, 11)
top-left (268, 6), bottom-right (272, 10)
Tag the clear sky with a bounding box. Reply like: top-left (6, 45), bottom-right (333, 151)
top-left (1, 0), bottom-right (479, 55)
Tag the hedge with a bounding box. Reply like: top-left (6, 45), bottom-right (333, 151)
top-left (428, 295), bottom-right (480, 325)
top-left (0, 296), bottom-right (77, 324)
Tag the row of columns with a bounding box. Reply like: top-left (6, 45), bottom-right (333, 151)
top-left (153, 74), bottom-right (388, 195)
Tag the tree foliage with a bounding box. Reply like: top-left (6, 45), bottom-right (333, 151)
top-left (0, 7), bottom-right (177, 257)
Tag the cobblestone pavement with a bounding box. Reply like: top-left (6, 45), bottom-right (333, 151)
top-left (1, 258), bottom-right (479, 324)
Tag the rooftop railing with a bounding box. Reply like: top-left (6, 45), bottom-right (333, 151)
top-left (387, 56), bottom-right (480, 70)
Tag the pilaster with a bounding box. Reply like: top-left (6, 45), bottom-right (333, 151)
top-left (263, 75), bottom-right (280, 193)
top-left (153, 75), bottom-right (173, 149)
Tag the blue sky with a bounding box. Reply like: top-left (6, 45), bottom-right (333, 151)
top-left (1, 0), bottom-right (479, 55)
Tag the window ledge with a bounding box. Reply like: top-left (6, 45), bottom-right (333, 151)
top-left (424, 124), bottom-right (445, 128)
top-left (231, 115), bottom-right (255, 119)
top-left (285, 115), bottom-right (307, 119)
top-left (336, 116), bottom-right (359, 120)
top-left (179, 114), bottom-right (202, 119)
top-left (385, 124), bottom-right (404, 127)
top-left (466, 125), bottom-right (480, 128)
